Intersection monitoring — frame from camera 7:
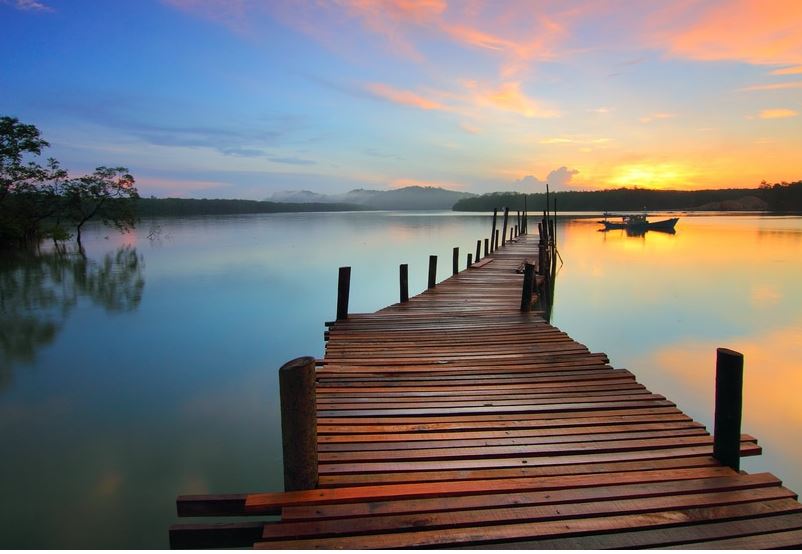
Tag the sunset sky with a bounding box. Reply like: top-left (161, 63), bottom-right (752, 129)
top-left (2, 0), bottom-right (801, 198)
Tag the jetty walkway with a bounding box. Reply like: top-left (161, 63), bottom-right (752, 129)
top-left (171, 232), bottom-right (802, 549)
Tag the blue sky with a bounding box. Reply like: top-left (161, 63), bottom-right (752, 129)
top-left (2, 0), bottom-right (801, 198)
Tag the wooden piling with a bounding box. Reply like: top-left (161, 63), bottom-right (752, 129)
top-left (494, 229), bottom-right (499, 250)
top-left (501, 207), bottom-right (509, 246)
top-left (452, 247), bottom-right (459, 276)
top-left (336, 266), bottom-right (351, 321)
top-left (475, 240), bottom-right (481, 262)
top-left (520, 262), bottom-right (535, 312)
top-left (490, 208), bottom-right (498, 252)
top-left (427, 255), bottom-right (437, 289)
top-left (714, 348), bottom-right (744, 471)
top-left (399, 264), bottom-right (408, 303)
top-left (278, 356), bottom-right (318, 491)
top-left (466, 253), bottom-right (472, 267)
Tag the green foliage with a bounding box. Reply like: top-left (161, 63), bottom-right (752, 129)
top-left (135, 197), bottom-right (366, 217)
top-left (0, 116), bottom-right (139, 248)
top-left (452, 185), bottom-right (801, 212)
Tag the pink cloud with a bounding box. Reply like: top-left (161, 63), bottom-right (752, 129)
top-left (365, 83), bottom-right (448, 111)
top-left (758, 108), bottom-right (798, 119)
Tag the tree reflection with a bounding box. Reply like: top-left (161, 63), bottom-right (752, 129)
top-left (0, 247), bottom-right (144, 389)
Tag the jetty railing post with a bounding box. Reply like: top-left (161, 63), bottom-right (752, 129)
top-left (399, 263), bottom-right (409, 303)
top-left (490, 208), bottom-right (498, 252)
top-left (427, 255), bottom-right (437, 289)
top-left (466, 253), bottom-right (472, 267)
top-left (494, 229), bottom-right (500, 250)
top-left (452, 247), bottom-right (459, 276)
top-left (484, 238), bottom-right (489, 257)
top-left (520, 262), bottom-right (535, 311)
top-left (336, 266), bottom-right (351, 321)
top-left (502, 207), bottom-right (510, 246)
top-left (279, 356), bottom-right (318, 491)
top-left (713, 348), bottom-right (744, 471)
top-left (475, 240), bottom-right (481, 262)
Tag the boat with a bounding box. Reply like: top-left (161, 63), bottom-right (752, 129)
top-left (600, 213), bottom-right (679, 232)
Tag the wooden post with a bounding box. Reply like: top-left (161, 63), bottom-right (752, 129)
top-left (514, 225), bottom-right (518, 238)
top-left (484, 238), bottom-right (489, 258)
top-left (490, 208), bottom-right (498, 252)
top-left (553, 198), bottom-right (557, 247)
top-left (466, 253), bottom-right (472, 267)
top-left (510, 228), bottom-right (514, 242)
top-left (523, 195), bottom-right (528, 234)
top-left (279, 356), bottom-right (318, 491)
top-left (502, 207), bottom-right (509, 246)
top-left (336, 266), bottom-right (350, 321)
top-left (452, 247), bottom-right (459, 276)
top-left (427, 255), bottom-right (437, 289)
top-left (520, 262), bottom-right (535, 311)
top-left (399, 263), bottom-right (408, 303)
top-left (713, 348), bottom-right (744, 471)
top-left (494, 229), bottom-right (499, 250)
top-left (517, 210), bottom-right (521, 232)
top-left (475, 239), bottom-right (481, 262)
top-left (538, 242), bottom-right (546, 276)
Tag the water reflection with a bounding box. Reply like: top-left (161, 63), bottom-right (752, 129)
top-left (0, 247), bottom-right (144, 389)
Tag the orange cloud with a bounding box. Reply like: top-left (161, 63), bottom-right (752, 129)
top-left (663, 0), bottom-right (802, 66)
top-left (365, 83), bottom-right (447, 111)
top-left (759, 108), bottom-right (798, 119)
top-left (475, 81), bottom-right (558, 118)
top-left (770, 65), bottom-right (802, 75)
top-left (740, 81), bottom-right (802, 91)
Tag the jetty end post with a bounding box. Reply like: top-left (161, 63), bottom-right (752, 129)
top-left (279, 356), bottom-right (318, 491)
top-left (475, 239), bottom-right (481, 262)
top-left (452, 247), bottom-right (459, 276)
top-left (490, 208), bottom-right (498, 252)
top-left (502, 207), bottom-right (510, 246)
top-left (399, 263), bottom-right (409, 303)
top-left (336, 266), bottom-right (351, 321)
top-left (467, 253), bottom-right (472, 267)
top-left (427, 255), bottom-right (437, 289)
top-left (713, 348), bottom-right (744, 471)
top-left (520, 262), bottom-right (535, 311)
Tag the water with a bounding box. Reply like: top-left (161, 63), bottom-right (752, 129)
top-left (1, 211), bottom-right (800, 548)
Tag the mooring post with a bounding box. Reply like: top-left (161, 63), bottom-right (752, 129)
top-left (427, 255), bottom-right (437, 289)
top-left (713, 348), bottom-right (744, 471)
top-left (475, 240), bottom-right (481, 262)
top-left (466, 253), bottom-right (472, 267)
top-left (484, 238), bottom-right (489, 257)
top-left (336, 266), bottom-right (351, 321)
top-left (523, 195), bottom-right (528, 234)
top-left (452, 247), bottom-right (459, 276)
top-left (490, 208), bottom-right (498, 252)
top-left (502, 207), bottom-right (509, 246)
top-left (279, 356), bottom-right (318, 491)
top-left (399, 263), bottom-right (408, 303)
top-left (495, 229), bottom-right (500, 250)
top-left (517, 210), bottom-right (521, 232)
top-left (520, 262), bottom-right (535, 311)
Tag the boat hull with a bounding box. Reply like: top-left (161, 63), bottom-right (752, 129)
top-left (602, 217), bottom-right (679, 231)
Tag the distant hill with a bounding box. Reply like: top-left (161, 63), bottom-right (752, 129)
top-left (268, 186), bottom-right (474, 210)
top-left (136, 197), bottom-right (366, 217)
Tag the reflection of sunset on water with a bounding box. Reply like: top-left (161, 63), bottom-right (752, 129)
top-left (552, 214), bottom-right (802, 496)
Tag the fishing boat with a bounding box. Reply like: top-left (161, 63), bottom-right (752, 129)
top-left (601, 213), bottom-right (679, 232)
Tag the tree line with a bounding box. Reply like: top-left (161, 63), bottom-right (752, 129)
top-left (452, 183), bottom-right (802, 212)
top-left (135, 197), bottom-right (365, 217)
top-left (1, 116), bottom-right (138, 249)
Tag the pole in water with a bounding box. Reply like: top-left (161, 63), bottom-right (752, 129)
top-left (490, 208), bottom-right (498, 252)
top-left (279, 356), bottom-right (318, 491)
top-left (713, 348), bottom-right (744, 471)
top-left (399, 263), bottom-right (408, 303)
top-left (336, 266), bottom-right (351, 321)
top-left (427, 255), bottom-right (437, 289)
top-left (502, 207), bottom-right (509, 246)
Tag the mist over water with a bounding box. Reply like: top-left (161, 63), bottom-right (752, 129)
top-left (1, 211), bottom-right (800, 548)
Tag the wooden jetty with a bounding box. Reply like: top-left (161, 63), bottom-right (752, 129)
top-left (171, 218), bottom-right (802, 549)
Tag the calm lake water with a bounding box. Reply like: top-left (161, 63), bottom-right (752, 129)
top-left (1, 211), bottom-right (801, 548)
